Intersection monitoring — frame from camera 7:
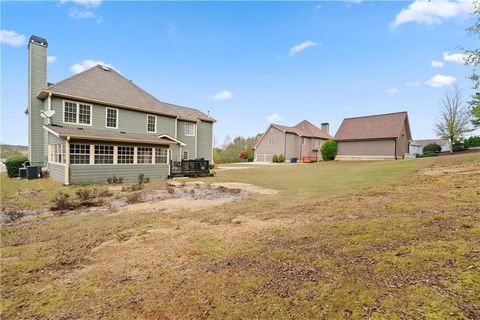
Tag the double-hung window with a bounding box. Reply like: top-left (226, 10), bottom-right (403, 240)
top-left (147, 115), bottom-right (156, 133)
top-left (94, 145), bottom-right (114, 164)
top-left (268, 136), bottom-right (275, 145)
top-left (137, 147), bottom-right (153, 164)
top-left (155, 148), bottom-right (168, 164)
top-left (63, 101), bottom-right (92, 125)
top-left (70, 144), bottom-right (90, 164)
top-left (106, 108), bottom-right (118, 128)
top-left (185, 122), bottom-right (195, 136)
top-left (50, 144), bottom-right (66, 164)
top-left (117, 146), bottom-right (134, 164)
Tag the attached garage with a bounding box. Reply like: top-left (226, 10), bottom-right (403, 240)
top-left (334, 112), bottom-right (412, 160)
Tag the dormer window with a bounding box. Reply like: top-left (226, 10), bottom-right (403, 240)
top-left (63, 100), bottom-right (92, 125)
top-left (147, 115), bottom-right (156, 133)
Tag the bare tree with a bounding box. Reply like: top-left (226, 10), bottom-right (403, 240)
top-left (435, 86), bottom-right (472, 152)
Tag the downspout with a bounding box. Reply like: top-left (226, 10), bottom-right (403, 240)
top-left (47, 92), bottom-right (52, 112)
top-left (65, 136), bottom-right (70, 185)
top-left (394, 138), bottom-right (397, 160)
top-left (299, 136), bottom-right (303, 162)
top-left (284, 134), bottom-right (287, 162)
top-left (195, 120), bottom-right (200, 159)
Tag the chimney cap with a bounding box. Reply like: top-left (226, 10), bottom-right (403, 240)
top-left (29, 35), bottom-right (48, 48)
top-left (321, 122), bottom-right (329, 125)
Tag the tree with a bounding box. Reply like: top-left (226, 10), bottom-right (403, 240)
top-left (465, 1), bottom-right (480, 126)
top-left (434, 86), bottom-right (472, 152)
top-left (321, 140), bottom-right (337, 161)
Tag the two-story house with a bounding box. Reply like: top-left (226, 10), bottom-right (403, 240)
top-left (26, 36), bottom-right (214, 184)
top-left (254, 120), bottom-right (332, 162)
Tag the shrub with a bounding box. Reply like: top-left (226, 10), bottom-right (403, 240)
top-left (272, 154), bottom-right (278, 163)
top-left (126, 192), bottom-right (142, 204)
top-left (277, 154), bottom-right (285, 163)
top-left (4, 156), bottom-right (28, 178)
top-left (97, 189), bottom-right (113, 198)
top-left (309, 159), bottom-right (318, 163)
top-left (321, 140), bottom-right (337, 161)
top-left (417, 152), bottom-right (439, 158)
top-left (452, 140), bottom-right (465, 152)
top-left (107, 175), bottom-right (124, 184)
top-left (2, 210), bottom-right (25, 223)
top-left (75, 188), bottom-right (96, 202)
top-left (239, 151), bottom-right (248, 160)
top-left (464, 136), bottom-right (480, 148)
top-left (51, 192), bottom-right (75, 211)
top-left (423, 143), bottom-right (441, 153)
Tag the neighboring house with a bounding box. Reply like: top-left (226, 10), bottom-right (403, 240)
top-left (26, 36), bottom-right (214, 184)
top-left (409, 139), bottom-right (451, 154)
top-left (334, 111), bottom-right (412, 160)
top-left (254, 120), bottom-right (332, 162)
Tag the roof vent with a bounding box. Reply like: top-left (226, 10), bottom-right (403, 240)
top-left (100, 66), bottom-right (110, 71)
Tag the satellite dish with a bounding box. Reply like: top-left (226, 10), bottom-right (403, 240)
top-left (40, 110), bottom-right (55, 118)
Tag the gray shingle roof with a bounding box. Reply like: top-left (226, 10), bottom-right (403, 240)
top-left (41, 65), bottom-right (215, 122)
top-left (272, 120), bottom-right (332, 139)
top-left (45, 124), bottom-right (181, 145)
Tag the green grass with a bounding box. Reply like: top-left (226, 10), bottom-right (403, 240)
top-left (1, 154), bottom-right (479, 319)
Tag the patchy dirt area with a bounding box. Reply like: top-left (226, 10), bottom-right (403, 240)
top-left (420, 163), bottom-right (480, 176)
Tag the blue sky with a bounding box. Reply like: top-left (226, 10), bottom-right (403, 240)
top-left (1, 0), bottom-right (477, 146)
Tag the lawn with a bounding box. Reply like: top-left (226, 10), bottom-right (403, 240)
top-left (1, 154), bottom-right (479, 319)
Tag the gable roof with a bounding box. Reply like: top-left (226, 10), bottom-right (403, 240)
top-left (39, 65), bottom-right (215, 123)
top-left (271, 120), bottom-right (332, 139)
top-left (334, 112), bottom-right (411, 141)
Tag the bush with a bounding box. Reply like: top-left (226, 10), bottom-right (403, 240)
top-left (239, 151), bottom-right (248, 160)
top-left (126, 192), bottom-right (142, 204)
top-left (4, 156), bottom-right (28, 178)
top-left (277, 154), bottom-right (285, 163)
top-left (272, 154), bottom-right (278, 163)
top-left (452, 140), bottom-right (465, 152)
top-left (2, 210), bottom-right (25, 223)
top-left (98, 189), bottom-right (113, 198)
top-left (417, 152), bottom-right (439, 158)
top-left (138, 173), bottom-right (145, 185)
top-left (423, 143), bottom-right (441, 153)
top-left (321, 140), bottom-right (337, 161)
top-left (107, 175), bottom-right (124, 184)
top-left (51, 192), bottom-right (75, 211)
top-left (75, 188), bottom-right (96, 202)
top-left (464, 136), bottom-right (480, 148)
top-left (309, 159), bottom-right (318, 163)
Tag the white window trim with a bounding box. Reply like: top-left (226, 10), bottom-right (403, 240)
top-left (147, 114), bottom-right (157, 133)
top-left (62, 99), bottom-right (93, 126)
top-left (183, 150), bottom-right (189, 160)
top-left (105, 107), bottom-right (119, 129)
top-left (268, 136), bottom-right (275, 145)
top-left (185, 122), bottom-right (195, 136)
top-left (302, 137), bottom-right (307, 145)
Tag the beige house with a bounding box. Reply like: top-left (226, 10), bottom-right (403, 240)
top-left (254, 120), bottom-right (332, 162)
top-left (334, 112), bottom-right (412, 160)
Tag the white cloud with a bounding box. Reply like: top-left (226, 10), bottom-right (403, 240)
top-left (443, 51), bottom-right (466, 63)
top-left (387, 88), bottom-right (398, 95)
top-left (211, 90), bottom-right (233, 101)
top-left (425, 74), bottom-right (457, 87)
top-left (265, 113), bottom-right (282, 123)
top-left (406, 81), bottom-right (421, 87)
top-left (0, 30), bottom-right (25, 46)
top-left (47, 56), bottom-right (57, 63)
top-left (60, 0), bottom-right (102, 8)
top-left (69, 7), bottom-right (96, 19)
top-left (289, 40), bottom-right (319, 56)
top-left (431, 60), bottom-right (445, 68)
top-left (391, 0), bottom-right (472, 28)
top-left (70, 59), bottom-right (115, 74)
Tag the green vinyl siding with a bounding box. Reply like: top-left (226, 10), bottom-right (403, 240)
top-left (197, 121), bottom-right (213, 161)
top-left (48, 163), bottom-right (65, 183)
top-left (49, 97), bottom-right (176, 136)
top-left (70, 164), bottom-right (169, 184)
top-left (176, 120), bottom-right (196, 158)
top-left (29, 42), bottom-right (47, 165)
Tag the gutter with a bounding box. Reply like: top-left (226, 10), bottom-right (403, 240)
top-left (65, 136), bottom-right (70, 185)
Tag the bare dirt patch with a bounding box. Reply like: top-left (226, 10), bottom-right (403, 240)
top-left (421, 163), bottom-right (480, 176)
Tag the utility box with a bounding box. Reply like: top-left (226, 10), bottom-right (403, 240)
top-left (19, 167), bottom-right (27, 179)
